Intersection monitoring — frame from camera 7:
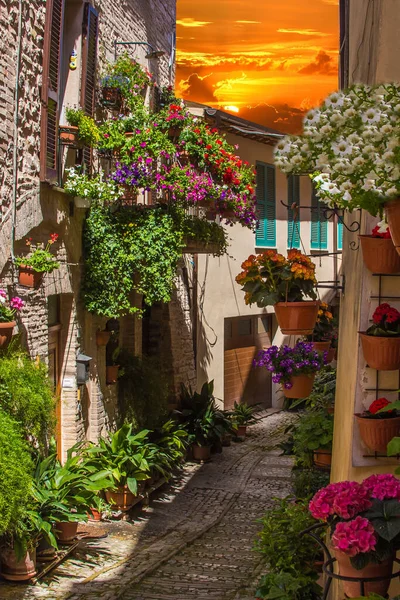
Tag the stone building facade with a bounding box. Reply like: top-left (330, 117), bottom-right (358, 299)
top-left (0, 0), bottom-right (196, 460)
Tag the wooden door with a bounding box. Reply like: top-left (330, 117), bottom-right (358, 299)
top-left (224, 315), bottom-right (272, 409)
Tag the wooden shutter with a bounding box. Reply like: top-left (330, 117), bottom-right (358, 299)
top-left (310, 186), bottom-right (328, 250)
top-left (255, 162), bottom-right (276, 248)
top-left (40, 0), bottom-right (64, 183)
top-left (287, 175), bottom-right (300, 249)
top-left (337, 219), bottom-right (343, 250)
top-left (81, 3), bottom-right (99, 173)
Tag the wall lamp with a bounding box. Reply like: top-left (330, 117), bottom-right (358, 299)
top-left (114, 41), bottom-right (166, 61)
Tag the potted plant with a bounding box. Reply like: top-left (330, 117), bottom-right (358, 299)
top-left (360, 303), bottom-right (400, 371)
top-left (96, 328), bottom-right (111, 346)
top-left (83, 425), bottom-right (151, 511)
top-left (65, 107), bottom-right (100, 148)
top-left (100, 53), bottom-right (154, 108)
top-left (274, 84), bottom-right (400, 251)
top-left (309, 474), bottom-right (400, 597)
top-left (255, 571), bottom-right (321, 600)
top-left (15, 234), bottom-right (60, 287)
top-left (292, 409), bottom-right (334, 468)
top-left (0, 290), bottom-right (23, 347)
top-left (106, 347), bottom-right (121, 384)
top-left (360, 219), bottom-right (400, 274)
top-left (236, 250), bottom-right (319, 335)
top-left (356, 397), bottom-right (400, 453)
top-left (254, 341), bottom-right (326, 399)
top-left (289, 365), bottom-right (336, 413)
top-left (231, 401), bottom-right (257, 436)
top-left (306, 302), bottom-right (335, 353)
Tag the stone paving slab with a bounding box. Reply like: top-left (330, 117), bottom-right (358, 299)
top-left (0, 410), bottom-right (294, 600)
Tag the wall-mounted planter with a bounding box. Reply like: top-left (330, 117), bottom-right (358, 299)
top-left (59, 125), bottom-right (80, 146)
top-left (274, 301), bottom-right (319, 335)
top-left (359, 235), bottom-right (400, 273)
top-left (355, 414), bottom-right (400, 453)
top-left (310, 340), bottom-right (331, 353)
top-left (96, 330), bottom-right (111, 346)
top-left (101, 86), bottom-right (123, 109)
top-left (182, 239), bottom-right (221, 255)
top-left (385, 199), bottom-right (400, 256)
top-left (18, 265), bottom-right (43, 288)
top-left (360, 333), bottom-right (400, 370)
top-left (284, 373), bottom-right (316, 399)
top-left (0, 321), bottom-right (16, 348)
top-left (106, 365), bottom-right (119, 384)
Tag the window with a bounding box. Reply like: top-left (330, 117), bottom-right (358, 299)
top-left (287, 175), bottom-right (300, 248)
top-left (255, 162), bottom-right (276, 248)
top-left (310, 186), bottom-right (328, 250)
top-left (337, 219), bottom-right (343, 250)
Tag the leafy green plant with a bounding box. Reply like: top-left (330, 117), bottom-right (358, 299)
top-left (290, 366), bottom-right (336, 411)
top-left (292, 409), bottom-right (334, 467)
top-left (101, 53), bottom-right (154, 100)
top-left (147, 420), bottom-right (188, 477)
top-left (0, 348), bottom-right (55, 454)
top-left (256, 571), bottom-right (321, 600)
top-left (83, 425), bottom-right (151, 495)
top-left (0, 410), bottom-right (33, 540)
top-left (65, 107), bottom-right (100, 147)
top-left (291, 467), bottom-right (331, 500)
top-left (183, 217), bottom-right (229, 256)
top-left (64, 168), bottom-right (122, 203)
top-left (15, 234), bottom-right (59, 273)
top-left (255, 497), bottom-right (323, 576)
top-left (231, 401), bottom-right (258, 427)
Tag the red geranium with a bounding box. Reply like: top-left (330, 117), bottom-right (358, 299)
top-left (369, 397), bottom-right (392, 414)
top-left (372, 225), bottom-right (391, 239)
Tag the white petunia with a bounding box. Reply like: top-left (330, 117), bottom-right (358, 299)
top-left (332, 139), bottom-right (353, 156)
top-left (361, 108), bottom-right (382, 123)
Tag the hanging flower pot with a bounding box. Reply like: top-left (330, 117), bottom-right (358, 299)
top-left (334, 551), bottom-right (394, 598)
top-left (326, 347), bottom-right (336, 362)
top-left (55, 521), bottom-right (79, 543)
top-left (360, 235), bottom-right (400, 274)
top-left (96, 330), bottom-right (111, 346)
top-left (192, 444), bottom-right (211, 461)
top-left (106, 365), bottom-right (119, 384)
top-left (310, 340), bottom-right (331, 353)
top-left (385, 199), bottom-right (400, 256)
top-left (360, 333), bottom-right (400, 371)
top-left (284, 373), bottom-right (316, 398)
top-left (101, 86), bottom-right (123, 109)
top-left (274, 301), bottom-right (320, 335)
top-left (59, 125), bottom-right (80, 146)
top-left (18, 265), bottom-right (43, 288)
top-left (168, 125), bottom-right (182, 140)
top-left (312, 448), bottom-right (332, 469)
top-left (0, 321), bottom-right (16, 348)
top-left (105, 485), bottom-right (136, 511)
top-left (0, 547), bottom-right (37, 581)
top-left (356, 414), bottom-right (400, 453)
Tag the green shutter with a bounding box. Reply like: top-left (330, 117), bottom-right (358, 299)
top-left (311, 186), bottom-right (328, 250)
top-left (337, 220), bottom-right (343, 250)
top-left (287, 175), bottom-right (300, 248)
top-left (256, 162), bottom-right (276, 247)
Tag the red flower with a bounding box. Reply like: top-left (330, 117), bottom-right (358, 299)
top-left (206, 144), bottom-right (212, 150)
top-left (216, 139), bottom-right (223, 145)
top-left (211, 128), bottom-right (218, 133)
top-left (372, 225), bottom-right (391, 239)
top-left (386, 308), bottom-right (400, 324)
top-left (49, 233), bottom-right (59, 244)
top-left (369, 397), bottom-right (391, 414)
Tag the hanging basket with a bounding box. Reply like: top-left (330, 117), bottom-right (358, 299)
top-left (334, 551), bottom-right (394, 598)
top-left (313, 448), bottom-right (332, 469)
top-left (182, 238), bottom-right (221, 254)
top-left (105, 486), bottom-right (136, 511)
top-left (355, 414), bottom-right (400, 453)
top-left (101, 86), bottom-right (123, 109)
top-left (284, 373), bottom-right (316, 398)
top-left (385, 199), bottom-right (400, 256)
top-left (359, 235), bottom-right (400, 274)
top-left (168, 125), bottom-right (182, 140)
top-left (0, 321), bottom-right (16, 348)
top-left (59, 125), bottom-right (80, 147)
top-left (274, 301), bottom-right (319, 335)
top-left (18, 265), bottom-right (43, 288)
top-left (360, 333), bottom-right (400, 371)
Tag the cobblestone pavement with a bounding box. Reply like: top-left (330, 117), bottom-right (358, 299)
top-left (0, 410), bottom-right (294, 600)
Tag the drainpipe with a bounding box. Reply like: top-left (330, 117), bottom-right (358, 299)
top-left (10, 0), bottom-right (24, 271)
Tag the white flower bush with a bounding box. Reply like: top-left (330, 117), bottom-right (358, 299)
top-left (64, 168), bottom-right (123, 204)
top-left (274, 84), bottom-right (400, 216)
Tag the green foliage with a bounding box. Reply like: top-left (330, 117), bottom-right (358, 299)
top-left (255, 497), bottom-right (322, 576)
top-left (117, 351), bottom-right (171, 430)
top-left (15, 236), bottom-right (59, 273)
top-left (183, 217), bottom-right (228, 256)
top-left (0, 349), bottom-right (55, 453)
top-left (292, 409), bottom-right (334, 467)
top-left (83, 205), bottom-right (185, 318)
top-left (65, 107), bottom-right (100, 147)
top-left (290, 366), bottom-right (336, 411)
top-left (256, 571), bottom-right (321, 600)
top-left (291, 467), bottom-right (331, 500)
top-left (101, 52), bottom-right (153, 108)
top-left (231, 401), bottom-right (258, 426)
top-left (0, 410), bottom-right (33, 539)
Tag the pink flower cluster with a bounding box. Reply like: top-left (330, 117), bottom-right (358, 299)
top-left (309, 481), bottom-right (372, 521)
top-left (362, 474), bottom-right (400, 501)
top-left (331, 516), bottom-right (377, 557)
top-left (10, 296), bottom-right (24, 311)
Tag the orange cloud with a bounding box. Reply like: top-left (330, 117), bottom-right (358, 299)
top-left (298, 50), bottom-right (337, 75)
top-left (177, 18), bottom-right (212, 28)
top-left (277, 28), bottom-right (330, 37)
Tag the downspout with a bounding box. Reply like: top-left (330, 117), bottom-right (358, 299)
top-left (10, 0), bottom-right (24, 271)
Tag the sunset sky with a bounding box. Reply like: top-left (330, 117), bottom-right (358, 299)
top-left (175, 0), bottom-right (339, 133)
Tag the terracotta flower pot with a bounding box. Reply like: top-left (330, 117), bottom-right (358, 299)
top-left (106, 365), bottom-right (119, 384)
top-left (59, 125), bottom-right (80, 146)
top-left (88, 508), bottom-right (102, 521)
top-left (121, 186), bottom-right (138, 205)
top-left (105, 486), bottom-right (136, 511)
top-left (310, 340), bottom-right (331, 353)
top-left (0, 547), bottom-right (36, 581)
top-left (274, 301), bottom-right (319, 335)
top-left (360, 235), bottom-right (400, 274)
top-left (168, 125), bottom-right (182, 139)
top-left (18, 265), bottom-right (43, 288)
top-left (334, 551), bottom-right (393, 598)
top-left (313, 448), bottom-right (332, 469)
top-left (55, 521), bottom-right (79, 542)
top-left (235, 425), bottom-right (247, 437)
top-left (96, 330), bottom-right (111, 346)
top-left (385, 199), bottom-right (400, 256)
top-left (284, 373), bottom-right (316, 399)
top-left (355, 414), bottom-right (400, 453)
top-left (0, 321), bottom-right (16, 348)
top-left (326, 347), bottom-right (336, 363)
top-left (192, 444), bottom-right (211, 461)
top-left (360, 333), bottom-right (400, 371)
top-left (37, 536), bottom-right (57, 562)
